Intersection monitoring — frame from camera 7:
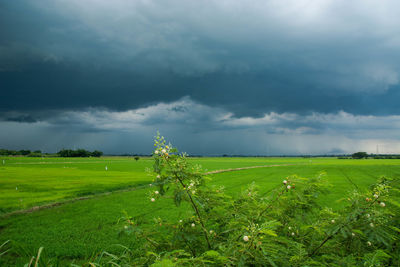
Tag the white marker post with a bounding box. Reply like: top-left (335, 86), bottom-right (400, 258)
top-left (105, 166), bottom-right (108, 171)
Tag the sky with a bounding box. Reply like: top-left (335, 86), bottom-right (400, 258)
top-left (1, 0), bottom-right (400, 155)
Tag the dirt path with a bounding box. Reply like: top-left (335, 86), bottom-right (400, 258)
top-left (1, 163), bottom-right (306, 218)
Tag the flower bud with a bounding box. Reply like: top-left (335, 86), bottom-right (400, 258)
top-left (380, 202), bottom-right (385, 207)
top-left (151, 198), bottom-right (155, 202)
top-left (243, 235), bottom-right (249, 242)
top-left (283, 180), bottom-right (288, 184)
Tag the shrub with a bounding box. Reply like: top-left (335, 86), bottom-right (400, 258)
top-left (92, 134), bottom-right (399, 266)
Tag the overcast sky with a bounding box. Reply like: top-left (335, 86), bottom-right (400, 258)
top-left (1, 0), bottom-right (400, 155)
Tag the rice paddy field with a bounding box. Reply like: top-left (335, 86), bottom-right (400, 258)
top-left (1, 156), bottom-right (399, 265)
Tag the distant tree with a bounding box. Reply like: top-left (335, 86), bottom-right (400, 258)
top-left (134, 156), bottom-right (140, 161)
top-left (58, 148), bottom-right (103, 157)
top-left (352, 152), bottom-right (368, 159)
top-left (18, 150), bottom-right (31, 156)
top-left (33, 150), bottom-right (42, 154)
top-left (75, 149), bottom-right (90, 157)
top-left (58, 149), bottom-right (71, 157)
top-left (91, 150), bottom-right (103, 157)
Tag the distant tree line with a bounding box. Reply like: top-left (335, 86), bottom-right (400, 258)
top-left (0, 149), bottom-right (42, 157)
top-left (373, 155), bottom-right (400, 159)
top-left (57, 149), bottom-right (103, 157)
top-left (337, 152), bottom-right (400, 159)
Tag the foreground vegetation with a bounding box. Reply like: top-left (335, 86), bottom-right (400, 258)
top-left (0, 142), bottom-right (399, 265)
top-left (114, 135), bottom-right (399, 266)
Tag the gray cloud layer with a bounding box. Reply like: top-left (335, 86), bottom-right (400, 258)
top-left (1, 0), bottom-right (400, 153)
top-left (0, 98), bottom-right (399, 155)
top-left (1, 0), bottom-right (400, 116)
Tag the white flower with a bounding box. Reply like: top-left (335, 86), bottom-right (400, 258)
top-left (155, 191), bottom-right (159, 194)
top-left (351, 233), bottom-right (355, 237)
top-left (179, 220), bottom-right (183, 223)
top-left (291, 232), bottom-right (295, 236)
top-left (192, 190), bottom-right (196, 194)
top-left (283, 180), bottom-right (288, 184)
top-left (161, 149), bottom-right (166, 153)
top-left (156, 175), bottom-right (160, 178)
top-left (151, 198), bottom-right (155, 202)
top-left (288, 226), bottom-right (292, 230)
top-left (366, 214), bottom-right (370, 218)
top-left (243, 235), bottom-right (249, 242)
top-left (209, 230), bottom-right (214, 234)
top-left (124, 225), bottom-right (128, 229)
top-left (367, 241), bottom-right (372, 246)
top-left (154, 150), bottom-right (159, 154)
top-left (331, 219), bottom-right (335, 224)
top-left (287, 185), bottom-right (291, 189)
top-left (370, 223), bottom-right (374, 227)
top-left (190, 183), bottom-right (194, 187)
top-left (149, 183), bottom-right (153, 187)
top-left (191, 223), bottom-right (195, 227)
top-left (380, 202), bottom-right (386, 207)
top-left (373, 194), bottom-right (379, 198)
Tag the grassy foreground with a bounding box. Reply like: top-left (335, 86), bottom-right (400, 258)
top-left (0, 157), bottom-right (399, 265)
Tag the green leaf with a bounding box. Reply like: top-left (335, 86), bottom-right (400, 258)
top-left (260, 229), bottom-right (278, 237)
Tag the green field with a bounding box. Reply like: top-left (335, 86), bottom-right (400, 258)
top-left (1, 156), bottom-right (399, 265)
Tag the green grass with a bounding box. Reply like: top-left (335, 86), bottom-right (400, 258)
top-left (0, 156), bottom-right (399, 265)
top-left (0, 156), bottom-right (311, 213)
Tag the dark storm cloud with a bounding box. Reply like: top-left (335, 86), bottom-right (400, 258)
top-left (1, 0), bottom-right (400, 118)
top-left (5, 115), bottom-right (37, 123)
top-left (1, 0), bottom-right (400, 155)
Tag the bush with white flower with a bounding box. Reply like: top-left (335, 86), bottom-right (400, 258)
top-left (111, 134), bottom-right (400, 266)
